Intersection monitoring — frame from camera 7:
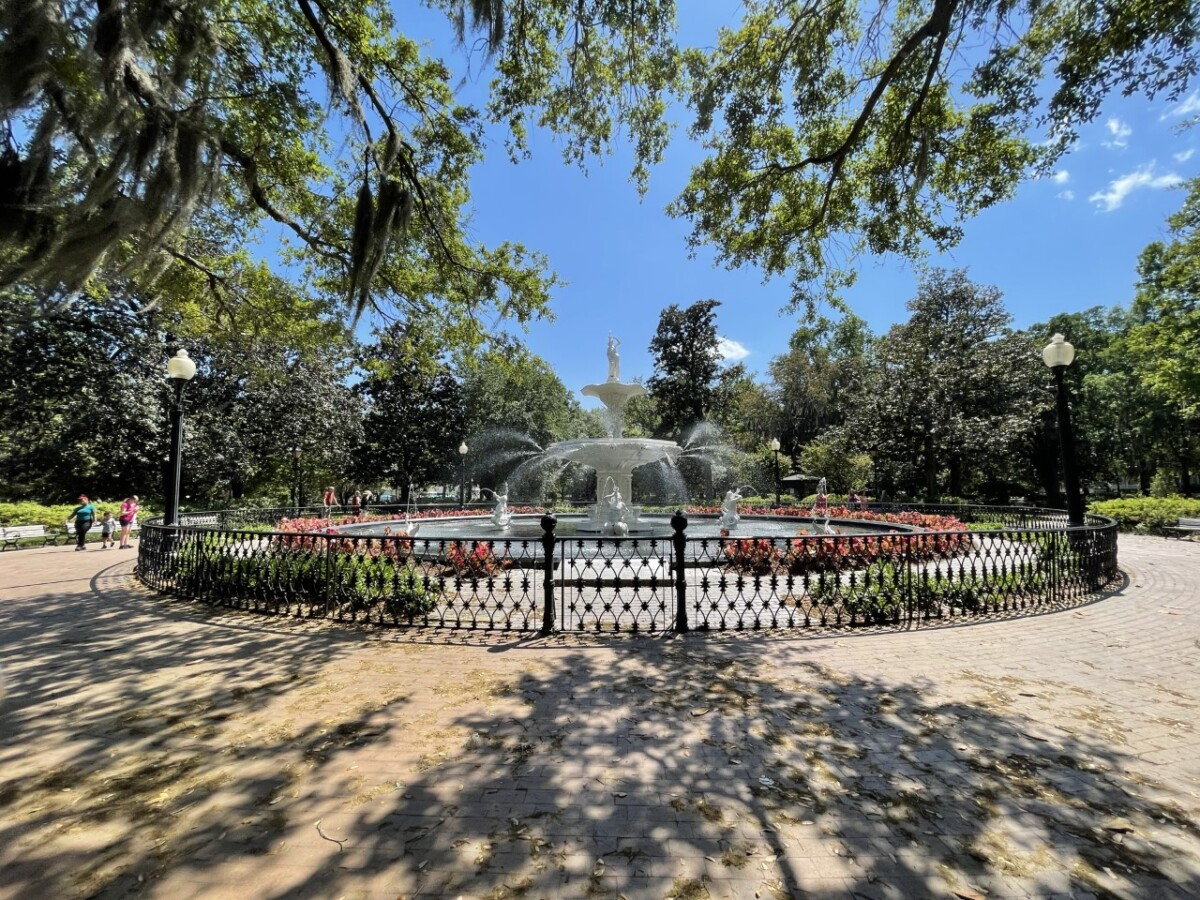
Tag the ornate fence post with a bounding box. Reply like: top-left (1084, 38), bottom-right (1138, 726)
top-left (904, 533), bottom-right (915, 623)
top-left (540, 514), bottom-right (557, 635)
top-left (323, 533), bottom-right (336, 618)
top-left (671, 511), bottom-right (689, 633)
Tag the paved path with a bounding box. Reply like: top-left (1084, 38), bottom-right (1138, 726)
top-left (1, 536), bottom-right (1198, 899)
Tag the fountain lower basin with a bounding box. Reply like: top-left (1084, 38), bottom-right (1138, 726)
top-left (335, 513), bottom-right (911, 543)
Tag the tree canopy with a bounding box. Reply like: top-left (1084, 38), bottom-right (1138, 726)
top-left (670, 0), bottom-right (1200, 310)
top-left (3, 0), bottom-right (1196, 336)
top-left (0, 0), bottom-right (565, 346)
top-left (840, 268), bottom-right (1044, 499)
top-left (646, 298), bottom-right (723, 438)
top-left (1129, 177), bottom-right (1200, 420)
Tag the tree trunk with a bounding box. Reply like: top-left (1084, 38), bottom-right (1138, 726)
top-left (923, 432), bottom-right (938, 501)
top-left (948, 456), bottom-right (963, 498)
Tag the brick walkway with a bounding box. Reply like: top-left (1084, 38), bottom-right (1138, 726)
top-left (0, 535), bottom-right (1197, 899)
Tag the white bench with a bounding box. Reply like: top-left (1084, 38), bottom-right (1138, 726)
top-left (179, 514), bottom-right (220, 527)
top-left (1164, 517), bottom-right (1200, 538)
top-left (0, 524), bottom-right (61, 549)
top-left (1, 528), bottom-right (56, 549)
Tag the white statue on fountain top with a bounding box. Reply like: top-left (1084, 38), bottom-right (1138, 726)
top-left (606, 334), bottom-right (620, 382)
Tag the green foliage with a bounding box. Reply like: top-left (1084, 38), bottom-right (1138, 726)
top-left (463, 0), bottom-right (681, 194)
top-left (0, 500), bottom-right (121, 529)
top-left (183, 336), bottom-right (363, 505)
top-left (458, 337), bottom-right (589, 455)
top-left (669, 0), bottom-right (1200, 311)
top-left (172, 542), bottom-right (440, 620)
top-left (1, 0), bottom-right (558, 339)
top-left (812, 559), bottom-right (1054, 623)
top-left (352, 324), bottom-right (464, 493)
top-left (767, 316), bottom-right (868, 452)
top-left (0, 294), bottom-right (166, 501)
top-left (709, 364), bottom-right (779, 453)
top-left (838, 269), bottom-right (1044, 500)
top-left (647, 299), bottom-right (723, 438)
top-left (6, 0), bottom-right (1197, 336)
top-left (1088, 496), bottom-right (1200, 531)
top-left (798, 436), bottom-right (871, 496)
top-left (1127, 177), bottom-right (1200, 420)
top-left (721, 447), bottom-right (778, 502)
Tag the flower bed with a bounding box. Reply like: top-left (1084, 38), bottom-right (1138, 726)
top-left (718, 509), bottom-right (971, 575)
top-left (270, 512), bottom-right (532, 576)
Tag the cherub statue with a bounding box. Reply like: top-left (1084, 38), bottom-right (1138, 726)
top-left (718, 488), bottom-right (741, 528)
top-left (490, 484), bottom-right (511, 527)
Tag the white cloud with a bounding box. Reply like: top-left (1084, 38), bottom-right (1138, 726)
top-left (1175, 148), bottom-right (1195, 163)
top-left (1089, 164), bottom-right (1183, 212)
top-left (1057, 190), bottom-right (1075, 201)
top-left (1163, 91), bottom-right (1200, 120)
top-left (716, 337), bottom-right (750, 363)
top-left (1051, 170), bottom-right (1070, 185)
top-left (1103, 117), bottom-right (1132, 148)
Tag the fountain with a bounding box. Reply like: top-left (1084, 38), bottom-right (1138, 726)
top-left (540, 334), bottom-right (682, 534)
top-left (333, 341), bottom-right (899, 548)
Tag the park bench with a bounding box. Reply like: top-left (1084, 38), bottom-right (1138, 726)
top-left (179, 514), bottom-right (220, 527)
top-left (0, 524), bottom-right (63, 550)
top-left (1164, 517), bottom-right (1200, 539)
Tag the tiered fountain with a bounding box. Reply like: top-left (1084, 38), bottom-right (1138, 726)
top-left (542, 336), bottom-right (681, 534)
top-left (335, 338), bottom-right (898, 546)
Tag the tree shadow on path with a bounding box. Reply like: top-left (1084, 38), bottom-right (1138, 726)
top-left (1, 559), bottom-right (1197, 899)
top-left (270, 638), bottom-right (1200, 899)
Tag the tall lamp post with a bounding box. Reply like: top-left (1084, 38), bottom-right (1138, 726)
top-left (290, 446), bottom-right (303, 513)
top-left (163, 349), bottom-right (197, 528)
top-left (458, 441), bottom-right (469, 508)
top-left (1042, 334), bottom-right (1085, 526)
top-left (769, 437), bottom-right (782, 508)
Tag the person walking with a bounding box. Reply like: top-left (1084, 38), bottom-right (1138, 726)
top-left (350, 491), bottom-right (362, 515)
top-left (68, 495), bottom-right (96, 550)
top-left (322, 486), bottom-right (337, 516)
top-left (99, 511), bottom-right (117, 548)
top-left (118, 495), bottom-right (139, 548)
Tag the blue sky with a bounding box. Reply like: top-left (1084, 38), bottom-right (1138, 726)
top-left (400, 6), bottom-right (1198, 405)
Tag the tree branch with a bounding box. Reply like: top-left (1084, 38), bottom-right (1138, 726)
top-left (756, 0), bottom-right (958, 181)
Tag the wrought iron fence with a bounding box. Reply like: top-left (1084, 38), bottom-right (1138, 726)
top-left (136, 506), bottom-right (1119, 634)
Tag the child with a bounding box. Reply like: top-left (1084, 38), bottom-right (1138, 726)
top-left (99, 511), bottom-right (117, 549)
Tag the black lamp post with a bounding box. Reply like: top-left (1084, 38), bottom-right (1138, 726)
top-left (458, 441), bottom-right (469, 508)
top-left (769, 437), bottom-right (781, 507)
top-left (290, 446), bottom-right (302, 513)
top-left (1042, 333), bottom-right (1085, 526)
top-left (163, 349), bottom-right (197, 528)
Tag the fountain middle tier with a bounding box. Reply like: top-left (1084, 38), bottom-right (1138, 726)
top-left (542, 437), bottom-right (682, 529)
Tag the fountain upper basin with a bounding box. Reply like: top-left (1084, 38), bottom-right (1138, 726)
top-left (543, 438), bottom-right (681, 473)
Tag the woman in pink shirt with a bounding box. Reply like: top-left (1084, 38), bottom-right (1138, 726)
top-left (118, 495), bottom-right (139, 549)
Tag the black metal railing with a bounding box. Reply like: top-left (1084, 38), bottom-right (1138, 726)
top-left (136, 505), bottom-right (1120, 634)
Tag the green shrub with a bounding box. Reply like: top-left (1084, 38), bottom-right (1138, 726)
top-left (169, 542), bottom-right (440, 620)
top-left (0, 500), bottom-right (159, 529)
top-left (812, 558), bottom-right (1053, 624)
top-left (1087, 496), bottom-right (1200, 532)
